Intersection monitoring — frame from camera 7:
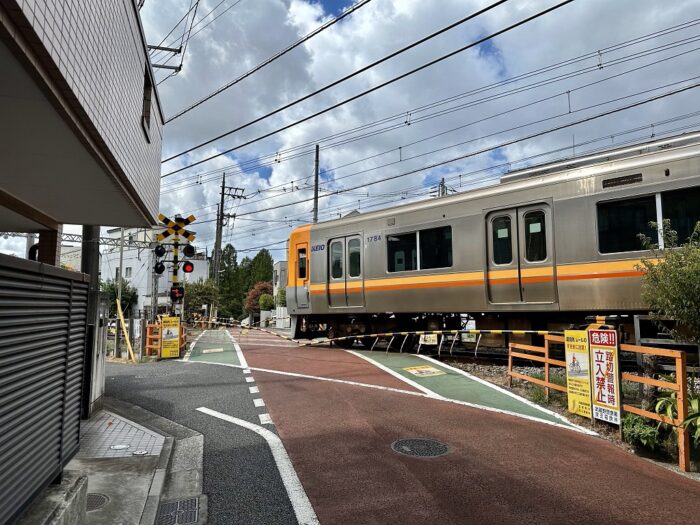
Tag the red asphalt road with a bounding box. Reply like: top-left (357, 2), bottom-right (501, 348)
top-left (234, 329), bottom-right (700, 524)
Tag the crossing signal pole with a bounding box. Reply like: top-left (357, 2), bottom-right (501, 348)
top-left (155, 213), bottom-right (197, 317)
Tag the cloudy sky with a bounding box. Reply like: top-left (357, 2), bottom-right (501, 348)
top-left (3, 0), bottom-right (700, 259)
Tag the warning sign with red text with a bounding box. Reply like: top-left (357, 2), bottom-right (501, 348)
top-left (588, 329), bottom-right (621, 425)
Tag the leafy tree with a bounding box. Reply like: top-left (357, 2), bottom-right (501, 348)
top-left (638, 220), bottom-right (700, 348)
top-left (259, 293), bottom-right (274, 311)
top-left (101, 278), bottom-right (138, 316)
top-left (250, 249), bottom-right (273, 284)
top-left (276, 288), bottom-right (286, 307)
top-left (183, 279), bottom-right (219, 319)
top-left (244, 281), bottom-right (273, 313)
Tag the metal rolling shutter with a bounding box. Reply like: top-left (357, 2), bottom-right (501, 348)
top-left (0, 254), bottom-right (88, 525)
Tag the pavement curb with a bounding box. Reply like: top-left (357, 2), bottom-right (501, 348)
top-left (104, 397), bottom-right (207, 524)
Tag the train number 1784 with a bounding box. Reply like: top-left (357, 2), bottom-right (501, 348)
top-left (366, 234), bottom-right (382, 243)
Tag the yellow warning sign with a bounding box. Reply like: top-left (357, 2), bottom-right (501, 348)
top-left (403, 365), bottom-right (445, 377)
top-left (564, 329), bottom-right (592, 419)
top-left (161, 317), bottom-right (181, 359)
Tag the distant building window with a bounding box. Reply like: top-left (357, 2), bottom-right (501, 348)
top-left (662, 186), bottom-right (700, 243)
top-left (419, 226), bottom-right (452, 269)
top-left (125, 267), bottom-right (132, 278)
top-left (597, 196), bottom-right (657, 253)
top-left (492, 216), bottom-right (512, 265)
top-left (141, 67), bottom-right (153, 142)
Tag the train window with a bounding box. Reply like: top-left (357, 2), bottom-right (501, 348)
top-left (387, 232), bottom-right (417, 272)
top-left (330, 241), bottom-right (343, 279)
top-left (524, 211), bottom-right (547, 262)
top-left (419, 226), bottom-right (452, 269)
top-left (298, 248), bottom-right (307, 279)
top-left (662, 186), bottom-right (700, 243)
top-left (597, 196), bottom-right (657, 253)
top-left (492, 216), bottom-right (512, 264)
top-left (348, 238), bottom-right (361, 277)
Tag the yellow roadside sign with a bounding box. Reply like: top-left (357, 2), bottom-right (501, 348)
top-left (564, 330), bottom-right (592, 419)
top-left (161, 317), bottom-right (181, 358)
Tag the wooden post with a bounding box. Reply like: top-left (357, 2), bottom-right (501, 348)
top-left (677, 352), bottom-right (690, 472)
top-left (544, 337), bottom-right (551, 402)
top-left (507, 343), bottom-right (513, 387)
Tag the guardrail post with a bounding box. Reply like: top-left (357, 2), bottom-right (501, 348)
top-left (677, 352), bottom-right (690, 472)
top-left (507, 343), bottom-right (513, 388)
top-left (544, 337), bottom-right (550, 403)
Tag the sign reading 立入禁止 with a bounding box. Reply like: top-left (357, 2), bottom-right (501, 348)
top-left (564, 330), bottom-right (592, 419)
top-left (589, 329), bottom-right (621, 425)
top-left (161, 316), bottom-right (181, 359)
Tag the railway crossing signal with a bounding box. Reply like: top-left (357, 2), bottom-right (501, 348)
top-left (152, 214), bottom-right (197, 314)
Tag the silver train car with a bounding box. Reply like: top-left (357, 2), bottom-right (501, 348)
top-left (286, 132), bottom-right (700, 345)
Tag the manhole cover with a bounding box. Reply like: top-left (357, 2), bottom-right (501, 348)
top-left (391, 438), bottom-right (449, 458)
top-left (86, 493), bottom-right (109, 512)
top-left (157, 498), bottom-right (199, 525)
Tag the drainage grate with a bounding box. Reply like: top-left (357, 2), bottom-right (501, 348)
top-left (86, 493), bottom-right (110, 512)
top-left (157, 498), bottom-right (200, 525)
top-left (391, 438), bottom-right (449, 458)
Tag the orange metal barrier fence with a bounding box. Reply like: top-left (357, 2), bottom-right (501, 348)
top-left (508, 335), bottom-right (690, 471)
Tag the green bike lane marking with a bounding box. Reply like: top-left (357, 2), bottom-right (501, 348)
top-left (348, 350), bottom-right (581, 429)
top-left (188, 331), bottom-right (241, 366)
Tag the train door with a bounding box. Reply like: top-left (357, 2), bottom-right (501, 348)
top-left (294, 243), bottom-right (309, 308)
top-left (328, 236), bottom-right (365, 308)
top-left (486, 210), bottom-right (521, 303)
top-left (486, 204), bottom-right (555, 304)
top-left (517, 205), bottom-right (555, 303)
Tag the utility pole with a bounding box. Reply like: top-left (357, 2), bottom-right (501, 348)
top-left (150, 253), bottom-right (159, 322)
top-left (213, 173), bottom-right (226, 286)
top-left (115, 227), bottom-right (125, 357)
top-left (313, 144), bottom-right (320, 223)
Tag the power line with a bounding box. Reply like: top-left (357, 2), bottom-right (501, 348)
top-left (166, 0), bottom-right (376, 122)
top-left (161, 18), bottom-right (700, 188)
top-left (232, 80), bottom-right (700, 218)
top-left (162, 0), bottom-right (543, 169)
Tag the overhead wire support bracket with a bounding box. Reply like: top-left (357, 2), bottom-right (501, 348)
top-left (153, 64), bottom-right (182, 71)
top-left (147, 45), bottom-right (182, 54)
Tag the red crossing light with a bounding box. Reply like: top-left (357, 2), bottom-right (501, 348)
top-left (182, 261), bottom-right (194, 273)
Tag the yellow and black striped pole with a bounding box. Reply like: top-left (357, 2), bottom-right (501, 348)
top-left (171, 233), bottom-right (179, 315)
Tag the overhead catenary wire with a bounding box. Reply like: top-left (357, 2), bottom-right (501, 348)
top-left (166, 0), bottom-right (376, 122)
top-left (190, 115), bottom-right (700, 244)
top-left (162, 0), bottom-right (571, 170)
top-left (161, 18), bottom-right (700, 189)
top-left (229, 80), bottom-right (700, 218)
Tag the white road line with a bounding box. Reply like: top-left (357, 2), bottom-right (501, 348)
top-left (180, 360), bottom-right (595, 435)
top-left (254, 398), bottom-right (266, 407)
top-left (226, 329), bottom-right (248, 368)
top-left (245, 377), bottom-right (255, 383)
top-left (346, 350), bottom-right (443, 399)
top-left (259, 413), bottom-right (273, 425)
top-left (197, 407), bottom-right (318, 525)
top-left (183, 330), bottom-right (207, 361)
top-left (243, 369), bottom-right (252, 374)
top-left (415, 354), bottom-right (592, 434)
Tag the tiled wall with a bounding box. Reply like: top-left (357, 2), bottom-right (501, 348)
top-left (13, 0), bottom-right (161, 218)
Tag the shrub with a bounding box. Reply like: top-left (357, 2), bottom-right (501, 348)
top-left (622, 413), bottom-right (660, 450)
top-left (259, 293), bottom-right (274, 311)
top-left (276, 288), bottom-right (286, 307)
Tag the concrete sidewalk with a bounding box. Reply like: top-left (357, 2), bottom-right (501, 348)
top-left (17, 399), bottom-right (205, 525)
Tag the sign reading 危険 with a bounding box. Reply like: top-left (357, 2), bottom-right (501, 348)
top-left (161, 316), bottom-right (181, 359)
top-left (564, 330), bottom-right (592, 419)
top-left (589, 329), bottom-right (621, 425)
